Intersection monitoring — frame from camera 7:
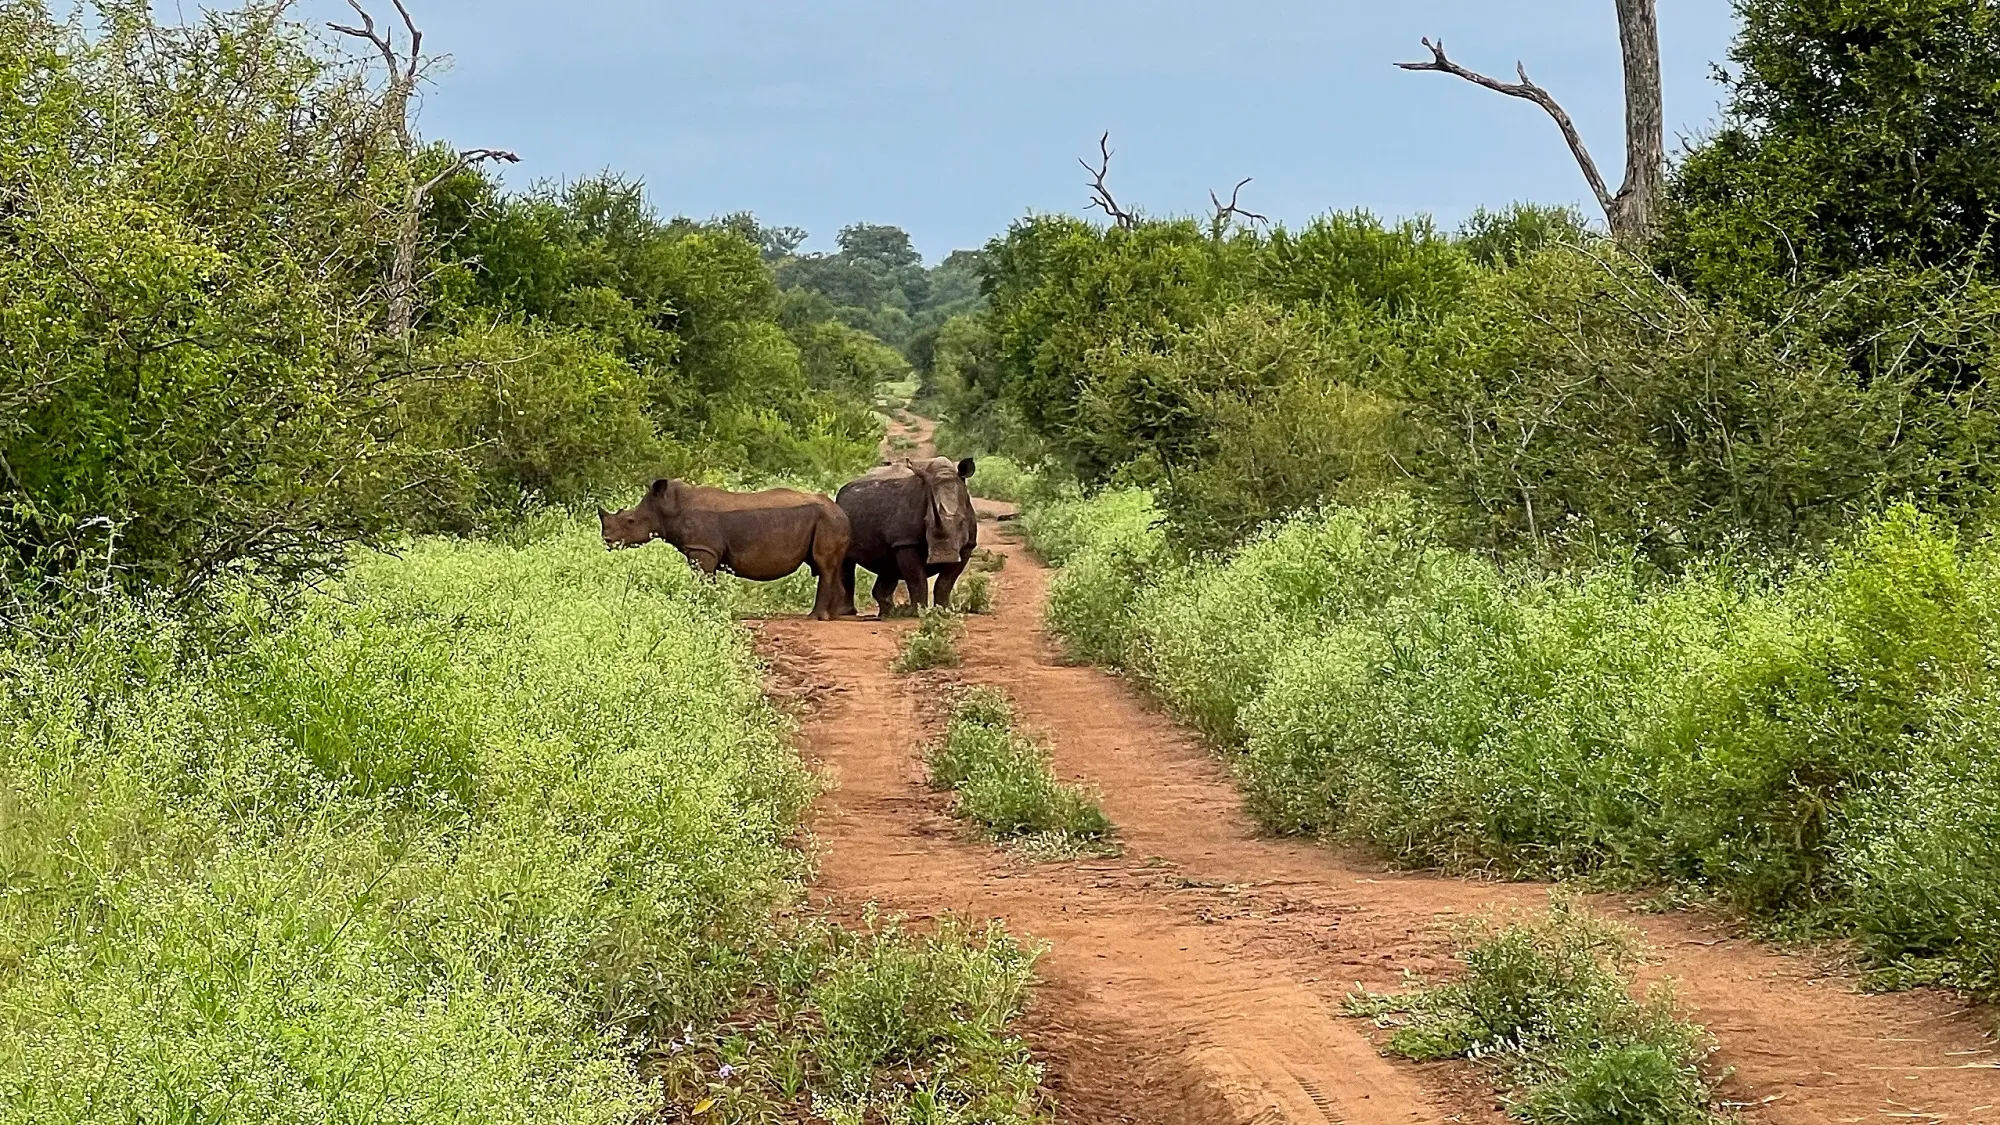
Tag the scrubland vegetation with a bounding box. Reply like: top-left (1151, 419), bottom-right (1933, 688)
top-left (1025, 484), bottom-right (2000, 1001)
top-left (10, 0), bottom-right (2000, 1115)
top-left (894, 608), bottom-right (968, 673)
top-left (0, 2), bottom-right (1032, 1120)
top-left (928, 0), bottom-right (2000, 1012)
top-left (0, 529), bottom-right (1047, 1124)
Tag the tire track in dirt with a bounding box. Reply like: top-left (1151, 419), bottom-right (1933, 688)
top-left (755, 414), bottom-right (1997, 1125)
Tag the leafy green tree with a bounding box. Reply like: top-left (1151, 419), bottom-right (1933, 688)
top-left (981, 216), bottom-right (1254, 476)
top-left (423, 172), bottom-right (882, 491)
top-left (1658, 0), bottom-right (2000, 310)
top-left (0, 0), bottom-right (416, 594)
top-left (795, 322), bottom-right (913, 398)
top-left (768, 223), bottom-right (987, 360)
top-left (399, 324), bottom-right (662, 525)
top-left (1397, 247), bottom-right (1981, 558)
top-left (837, 223), bottom-right (922, 270)
top-left (1457, 204), bottom-right (1592, 269)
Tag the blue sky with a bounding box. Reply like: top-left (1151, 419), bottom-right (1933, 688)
top-left (292, 0), bottom-right (1741, 261)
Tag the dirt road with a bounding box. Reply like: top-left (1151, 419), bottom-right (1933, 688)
top-left (754, 416), bottom-right (1997, 1125)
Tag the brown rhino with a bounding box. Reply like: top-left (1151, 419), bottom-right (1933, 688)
top-left (599, 479), bottom-right (851, 621)
top-left (836, 457), bottom-right (977, 616)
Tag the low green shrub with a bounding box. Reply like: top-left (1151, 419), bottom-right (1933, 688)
top-left (1028, 489), bottom-right (1167, 666)
top-left (894, 608), bottom-right (966, 672)
top-left (1353, 900), bottom-right (1722, 1125)
top-left (964, 455), bottom-right (1037, 504)
top-left (0, 526), bottom-right (1046, 1123)
top-left (1026, 490), bottom-right (2000, 998)
top-left (928, 689), bottom-right (1113, 854)
top-left (957, 572), bottom-right (994, 615)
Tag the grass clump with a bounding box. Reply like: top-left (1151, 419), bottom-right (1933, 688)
top-left (1353, 900), bottom-right (1723, 1125)
top-left (957, 572), bottom-right (995, 615)
top-left (652, 915), bottom-right (1049, 1125)
top-left (928, 688), bottom-right (1114, 855)
top-left (894, 607), bottom-right (966, 672)
top-left (0, 526), bottom-right (1048, 1124)
top-left (971, 548), bottom-right (1008, 573)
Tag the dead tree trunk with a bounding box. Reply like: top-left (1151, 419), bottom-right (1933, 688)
top-left (1400, 0), bottom-right (1664, 242)
top-left (332, 1), bottom-right (516, 342)
top-left (1609, 0), bottom-right (1664, 239)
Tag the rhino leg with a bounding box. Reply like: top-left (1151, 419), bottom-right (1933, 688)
top-left (895, 547), bottom-right (931, 610)
top-left (680, 546), bottom-right (721, 576)
top-left (932, 562), bottom-right (966, 610)
top-left (871, 569), bottom-right (901, 618)
top-left (806, 561), bottom-right (838, 622)
top-left (836, 560), bottom-right (860, 617)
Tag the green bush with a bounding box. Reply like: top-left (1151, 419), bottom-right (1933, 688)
top-left (962, 456), bottom-right (1036, 504)
top-left (1022, 489), bottom-right (1167, 667)
top-left (1028, 491), bottom-right (2000, 996)
top-left (0, 3), bottom-right (413, 593)
top-left (0, 527), bottom-right (1045, 1122)
top-left (928, 690), bottom-right (1113, 853)
top-left (1356, 900), bottom-right (1722, 1125)
top-left (957, 572), bottom-right (995, 615)
top-left (400, 323), bottom-right (664, 528)
top-left (893, 608), bottom-right (966, 672)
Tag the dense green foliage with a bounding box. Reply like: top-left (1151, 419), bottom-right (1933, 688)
top-left (928, 688), bottom-right (1113, 853)
top-left (0, 1), bottom-right (885, 597)
top-left (1355, 900), bottom-right (1721, 1125)
top-left (1026, 491), bottom-right (2000, 998)
top-left (0, 4), bottom-right (1048, 1121)
top-left (947, 8), bottom-right (2000, 560)
top-left (420, 173), bottom-right (883, 522)
top-left (958, 201), bottom-right (2000, 559)
top-left (1658, 0), bottom-right (2000, 311)
top-left (0, 3), bottom-right (413, 592)
top-left (952, 5), bottom-right (2000, 1007)
top-left (0, 528), bottom-right (1047, 1123)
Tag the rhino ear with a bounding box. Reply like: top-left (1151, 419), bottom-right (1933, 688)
top-left (648, 478), bottom-right (673, 498)
top-left (596, 506), bottom-right (609, 519)
top-left (957, 457), bottom-right (976, 480)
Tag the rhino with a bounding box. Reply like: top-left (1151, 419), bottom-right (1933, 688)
top-left (599, 479), bottom-right (851, 621)
top-left (836, 457), bottom-right (977, 616)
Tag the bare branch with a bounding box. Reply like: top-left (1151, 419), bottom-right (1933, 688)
top-left (1398, 36), bottom-right (1614, 214)
top-left (333, 3), bottom-right (518, 342)
top-left (1079, 132), bottom-right (1136, 229)
top-left (417, 147), bottom-right (521, 196)
top-left (329, 3), bottom-right (395, 81)
top-left (1208, 176), bottom-right (1268, 236)
top-left (388, 0), bottom-right (423, 85)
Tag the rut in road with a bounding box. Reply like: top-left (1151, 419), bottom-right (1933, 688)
top-left (754, 414), bottom-right (1998, 1125)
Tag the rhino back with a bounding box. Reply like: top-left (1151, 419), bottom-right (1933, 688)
top-left (837, 474), bottom-right (928, 560)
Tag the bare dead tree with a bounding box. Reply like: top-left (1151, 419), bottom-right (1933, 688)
top-left (1080, 132), bottom-right (1137, 229)
top-left (1208, 177), bottom-right (1268, 238)
top-left (1398, 0), bottom-right (1663, 241)
top-left (331, 0), bottom-right (518, 342)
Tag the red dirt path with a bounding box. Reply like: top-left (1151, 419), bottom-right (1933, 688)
top-left (753, 414), bottom-right (1998, 1125)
